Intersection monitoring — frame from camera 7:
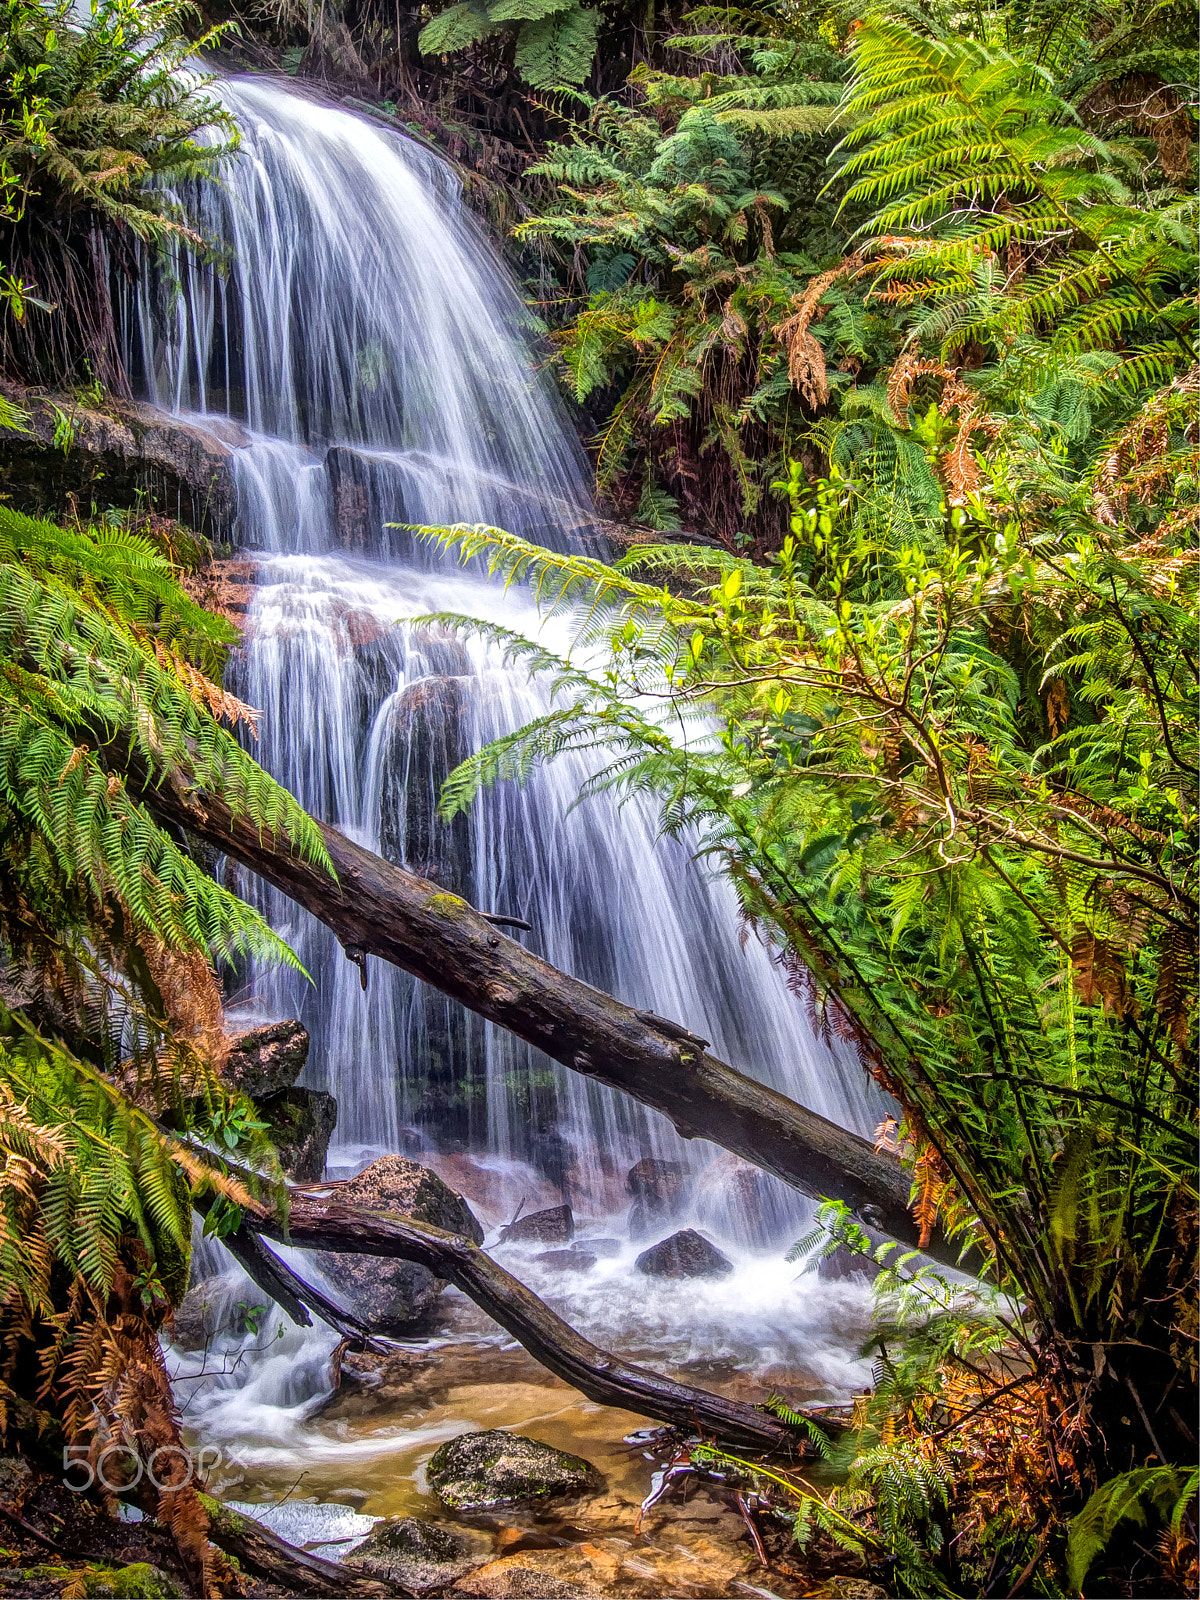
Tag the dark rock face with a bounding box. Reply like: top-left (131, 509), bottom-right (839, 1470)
top-left (0, 385), bottom-right (239, 537)
top-left (223, 1019), bottom-right (310, 1099)
top-left (313, 1156), bottom-right (483, 1335)
top-left (257, 1087), bottom-right (337, 1182)
top-left (500, 1204), bottom-right (574, 1246)
top-left (351, 1518), bottom-right (479, 1593)
top-left (634, 1229), bottom-right (735, 1280)
top-left (427, 1431), bottom-right (601, 1513)
top-left (170, 1273), bottom-right (257, 1351)
top-left (534, 1248), bottom-right (596, 1274)
top-left (378, 676), bottom-right (473, 894)
top-left (626, 1157), bottom-right (686, 1240)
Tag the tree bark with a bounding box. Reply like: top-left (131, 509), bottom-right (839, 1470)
top-left (136, 765), bottom-right (937, 1262)
top-left (230, 1181), bottom-right (814, 1453)
top-left (199, 1494), bottom-right (409, 1597)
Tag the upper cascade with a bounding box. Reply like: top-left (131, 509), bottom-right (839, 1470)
top-left (122, 76), bottom-right (593, 552)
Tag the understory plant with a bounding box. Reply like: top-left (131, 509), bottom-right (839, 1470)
top-left (416, 2), bottom-right (1198, 1587)
top-left (0, 502), bottom-right (326, 1588)
top-left (0, 0), bottom-right (236, 388)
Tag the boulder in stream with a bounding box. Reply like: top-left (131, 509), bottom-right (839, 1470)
top-left (170, 1273), bottom-right (261, 1351)
top-left (223, 1019), bottom-right (310, 1098)
top-left (351, 1517), bottom-right (481, 1593)
top-left (427, 1430), bottom-right (601, 1513)
top-left (634, 1228), bottom-right (735, 1280)
top-left (313, 1155), bottom-right (483, 1335)
top-left (257, 1087), bottom-right (337, 1182)
top-left (534, 1248), bottom-right (596, 1274)
top-left (625, 1157), bottom-right (686, 1240)
top-left (499, 1203), bottom-right (573, 1245)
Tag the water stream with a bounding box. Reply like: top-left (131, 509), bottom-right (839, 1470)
top-left (127, 75), bottom-right (882, 1589)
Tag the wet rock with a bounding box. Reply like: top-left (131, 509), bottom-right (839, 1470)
top-left (0, 384), bottom-right (239, 537)
top-left (378, 676), bottom-right (473, 895)
top-left (334, 1346), bottom-right (419, 1397)
top-left (576, 1236), bottom-right (623, 1258)
top-left (816, 1242), bottom-right (882, 1284)
top-left (499, 1203), bottom-right (574, 1246)
top-left (351, 1517), bottom-right (480, 1593)
top-left (534, 1248), bottom-right (596, 1274)
top-left (170, 1273), bottom-right (258, 1351)
top-left (626, 1157), bottom-right (686, 1240)
top-left (452, 1565), bottom-right (580, 1600)
top-left (313, 1156), bottom-right (483, 1335)
top-left (529, 1126), bottom-right (574, 1191)
top-left (427, 1430), bottom-right (601, 1513)
top-left (257, 1087), bottom-right (337, 1182)
top-left (635, 1229), bottom-right (735, 1280)
top-left (222, 1019), bottom-right (309, 1099)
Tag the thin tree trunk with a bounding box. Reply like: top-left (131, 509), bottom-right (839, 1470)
top-left (136, 763), bottom-right (937, 1262)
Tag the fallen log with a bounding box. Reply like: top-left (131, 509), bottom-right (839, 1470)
top-left (226, 1181), bottom-right (814, 1454)
top-left (198, 1494), bottom-right (409, 1597)
top-left (134, 764), bottom-right (941, 1264)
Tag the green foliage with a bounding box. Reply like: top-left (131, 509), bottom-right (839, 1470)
top-left (1067, 1467), bottom-right (1199, 1589)
top-left (414, 18), bottom-right (1197, 1559)
top-left (0, 0), bottom-right (237, 382)
top-left (417, 0), bottom-right (598, 88)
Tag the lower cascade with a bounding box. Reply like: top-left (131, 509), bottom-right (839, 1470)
top-left (137, 71), bottom-right (881, 1584)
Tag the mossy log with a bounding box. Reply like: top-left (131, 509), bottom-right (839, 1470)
top-left (132, 765), bottom-right (941, 1263)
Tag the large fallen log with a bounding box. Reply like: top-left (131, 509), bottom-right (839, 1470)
top-left (227, 1181), bottom-right (811, 1454)
top-left (132, 763), bottom-right (943, 1264)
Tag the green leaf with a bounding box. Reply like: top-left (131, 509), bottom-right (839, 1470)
top-left (514, 4), bottom-right (598, 88)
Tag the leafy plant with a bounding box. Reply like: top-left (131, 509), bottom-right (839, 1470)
top-left (418, 0), bottom-right (599, 88)
top-left (0, 0), bottom-right (238, 386)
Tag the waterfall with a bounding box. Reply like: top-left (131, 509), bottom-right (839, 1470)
top-left (128, 73), bottom-right (879, 1279)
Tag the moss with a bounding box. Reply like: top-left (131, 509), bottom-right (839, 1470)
top-left (18, 1567), bottom-right (178, 1597)
top-left (81, 1563), bottom-right (181, 1598)
top-left (427, 892), bottom-right (470, 918)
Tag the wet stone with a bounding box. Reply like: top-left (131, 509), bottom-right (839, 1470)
top-left (257, 1086), bottom-right (337, 1182)
top-left (170, 1272), bottom-right (256, 1351)
top-left (351, 1517), bottom-right (480, 1594)
top-left (427, 1430), bottom-right (601, 1513)
top-left (314, 1156), bottom-right (484, 1335)
top-left (534, 1248), bottom-right (596, 1274)
top-left (499, 1203), bottom-right (574, 1245)
top-left (634, 1228), bottom-right (735, 1280)
top-left (222, 1018), bottom-right (309, 1098)
top-left (576, 1236), bottom-right (622, 1258)
top-left (626, 1157), bottom-right (686, 1241)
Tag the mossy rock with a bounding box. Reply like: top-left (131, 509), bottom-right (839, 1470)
top-left (351, 1517), bottom-right (480, 1592)
top-left (427, 1430), bottom-right (600, 1513)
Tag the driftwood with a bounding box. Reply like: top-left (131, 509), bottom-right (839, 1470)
top-left (226, 1180), bottom-right (815, 1454)
top-left (199, 1494), bottom-right (409, 1597)
top-left (134, 765), bottom-right (941, 1263)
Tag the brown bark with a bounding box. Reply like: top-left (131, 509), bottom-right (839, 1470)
top-left (232, 1180), bottom-right (813, 1454)
top-left (199, 1494), bottom-right (408, 1597)
top-left (135, 765), bottom-right (938, 1261)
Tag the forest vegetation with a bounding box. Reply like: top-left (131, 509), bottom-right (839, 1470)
top-left (0, 0), bottom-right (1194, 1593)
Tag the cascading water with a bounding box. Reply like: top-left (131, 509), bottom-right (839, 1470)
top-left (129, 74), bottom-right (881, 1515)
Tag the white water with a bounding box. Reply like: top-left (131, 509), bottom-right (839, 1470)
top-left (128, 76), bottom-right (881, 1468)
